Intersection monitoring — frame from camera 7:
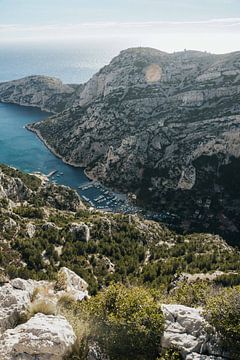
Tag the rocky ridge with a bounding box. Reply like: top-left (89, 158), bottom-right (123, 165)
top-left (0, 75), bottom-right (77, 113)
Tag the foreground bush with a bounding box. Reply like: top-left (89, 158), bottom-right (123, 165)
top-left (61, 284), bottom-right (164, 360)
top-left (204, 286), bottom-right (240, 355)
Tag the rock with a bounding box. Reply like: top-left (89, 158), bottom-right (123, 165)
top-left (26, 223), bottom-right (36, 238)
top-left (69, 222), bottom-right (90, 242)
top-left (57, 267), bottom-right (89, 301)
top-left (161, 304), bottom-right (225, 359)
top-left (0, 282), bottom-right (33, 334)
top-left (186, 354), bottom-right (225, 360)
top-left (42, 222), bottom-right (60, 231)
top-left (0, 313), bottom-right (76, 360)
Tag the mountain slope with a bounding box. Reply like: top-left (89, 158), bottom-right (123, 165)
top-left (25, 47), bottom-right (240, 241)
top-left (0, 75), bottom-right (77, 112)
top-left (0, 164), bottom-right (240, 294)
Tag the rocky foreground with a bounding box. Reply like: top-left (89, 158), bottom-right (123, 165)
top-left (0, 267), bottom-right (230, 360)
top-left (1, 47), bottom-right (240, 240)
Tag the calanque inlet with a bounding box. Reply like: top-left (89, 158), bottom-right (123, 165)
top-left (0, 47), bottom-right (240, 359)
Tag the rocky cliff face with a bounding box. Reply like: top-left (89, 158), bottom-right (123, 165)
top-left (23, 48), bottom-right (240, 241)
top-left (0, 75), bottom-right (77, 113)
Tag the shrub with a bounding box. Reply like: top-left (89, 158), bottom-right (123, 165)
top-left (80, 284), bottom-right (164, 360)
top-left (157, 348), bottom-right (182, 360)
top-left (204, 286), bottom-right (240, 355)
top-left (166, 280), bottom-right (215, 307)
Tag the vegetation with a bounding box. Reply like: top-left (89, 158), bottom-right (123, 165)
top-left (1, 165), bottom-right (240, 358)
top-left (60, 284), bottom-right (164, 360)
top-left (1, 205), bottom-right (240, 294)
top-left (0, 163), bottom-right (41, 191)
top-left (204, 286), bottom-right (240, 356)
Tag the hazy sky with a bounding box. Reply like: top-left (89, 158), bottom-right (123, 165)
top-left (1, 0), bottom-right (240, 53)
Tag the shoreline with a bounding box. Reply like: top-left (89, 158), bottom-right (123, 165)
top-left (26, 124), bottom-right (100, 184)
top-left (26, 123), bottom-right (129, 196)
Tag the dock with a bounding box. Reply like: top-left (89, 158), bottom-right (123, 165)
top-left (47, 170), bottom-right (58, 178)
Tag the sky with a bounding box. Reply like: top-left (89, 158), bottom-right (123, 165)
top-left (0, 0), bottom-right (240, 53)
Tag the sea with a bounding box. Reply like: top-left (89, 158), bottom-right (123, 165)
top-left (0, 41), bottom-right (135, 212)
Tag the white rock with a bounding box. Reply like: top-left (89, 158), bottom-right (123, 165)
top-left (0, 283), bottom-right (32, 334)
top-left (0, 313), bottom-right (76, 360)
top-left (186, 354), bottom-right (225, 360)
top-left (58, 267), bottom-right (89, 301)
top-left (161, 304), bottom-right (223, 359)
top-left (26, 223), bottom-right (36, 238)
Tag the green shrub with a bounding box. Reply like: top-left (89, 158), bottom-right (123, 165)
top-left (80, 284), bottom-right (164, 360)
top-left (166, 280), bottom-right (214, 307)
top-left (14, 206), bottom-right (44, 219)
top-left (157, 348), bottom-right (182, 360)
top-left (204, 286), bottom-right (240, 355)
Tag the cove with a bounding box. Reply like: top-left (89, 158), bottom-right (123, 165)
top-left (0, 103), bottom-right (132, 212)
top-left (0, 103), bottom-right (90, 188)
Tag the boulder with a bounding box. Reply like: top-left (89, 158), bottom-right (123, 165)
top-left (161, 304), bottom-right (225, 359)
top-left (57, 267), bottom-right (89, 301)
top-left (0, 282), bottom-right (33, 334)
top-left (0, 313), bottom-right (76, 360)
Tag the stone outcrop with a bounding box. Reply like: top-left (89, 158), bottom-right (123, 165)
top-left (0, 267), bottom-right (89, 335)
top-left (58, 267), bottom-right (89, 301)
top-left (0, 281), bottom-right (33, 334)
top-left (0, 314), bottom-right (76, 360)
top-left (161, 304), bottom-right (228, 360)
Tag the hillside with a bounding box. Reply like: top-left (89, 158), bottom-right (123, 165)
top-left (0, 164), bottom-right (240, 293)
top-left (9, 47), bottom-right (240, 242)
top-left (0, 165), bottom-right (239, 359)
top-left (0, 75), bottom-right (78, 113)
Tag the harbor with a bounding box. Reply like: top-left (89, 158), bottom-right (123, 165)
top-left (35, 168), bottom-right (178, 224)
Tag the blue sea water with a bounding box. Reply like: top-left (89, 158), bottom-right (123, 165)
top-left (0, 103), bottom-right (90, 188)
top-left (0, 42), bottom-right (131, 210)
top-left (0, 42), bottom-right (121, 84)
